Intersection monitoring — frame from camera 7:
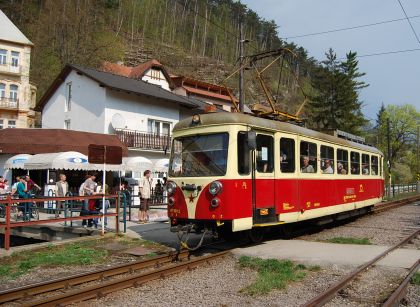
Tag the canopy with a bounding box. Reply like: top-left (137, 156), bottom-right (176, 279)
top-left (154, 158), bottom-right (169, 172)
top-left (24, 151), bottom-right (93, 170)
top-left (122, 156), bottom-right (153, 172)
top-left (4, 154), bottom-right (32, 169)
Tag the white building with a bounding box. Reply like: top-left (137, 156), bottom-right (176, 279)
top-left (0, 9), bottom-right (37, 129)
top-left (37, 64), bottom-right (208, 179)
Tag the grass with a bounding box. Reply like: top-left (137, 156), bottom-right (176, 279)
top-left (238, 256), bottom-right (309, 295)
top-left (0, 243), bottom-right (108, 279)
top-left (326, 237), bottom-right (372, 245)
top-left (411, 272), bottom-right (420, 285)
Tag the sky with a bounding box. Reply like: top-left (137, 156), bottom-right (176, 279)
top-left (241, 0), bottom-right (420, 121)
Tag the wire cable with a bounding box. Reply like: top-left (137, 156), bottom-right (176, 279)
top-left (342, 47), bottom-right (420, 59)
top-left (284, 14), bottom-right (420, 39)
top-left (396, 0), bottom-right (420, 44)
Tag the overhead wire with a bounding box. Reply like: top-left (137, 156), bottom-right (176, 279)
top-left (396, 0), bottom-right (420, 44)
top-left (284, 14), bottom-right (420, 39)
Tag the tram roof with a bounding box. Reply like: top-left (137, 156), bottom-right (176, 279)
top-left (173, 113), bottom-right (383, 155)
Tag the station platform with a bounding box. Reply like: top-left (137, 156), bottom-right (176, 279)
top-left (232, 239), bottom-right (420, 269)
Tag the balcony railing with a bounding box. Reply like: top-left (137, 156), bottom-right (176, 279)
top-left (115, 129), bottom-right (171, 151)
top-left (0, 63), bottom-right (21, 75)
top-left (0, 97), bottom-right (18, 110)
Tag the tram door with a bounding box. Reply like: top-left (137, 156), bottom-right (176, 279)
top-left (252, 132), bottom-right (277, 224)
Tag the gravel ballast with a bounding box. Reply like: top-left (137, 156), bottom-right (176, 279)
top-left (299, 204), bottom-right (420, 247)
top-left (86, 255), bottom-right (352, 307)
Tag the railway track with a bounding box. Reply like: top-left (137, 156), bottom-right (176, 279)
top-left (0, 250), bottom-right (191, 306)
top-left (373, 194), bottom-right (420, 214)
top-left (1, 195), bottom-right (418, 306)
top-left (302, 227), bottom-right (420, 307)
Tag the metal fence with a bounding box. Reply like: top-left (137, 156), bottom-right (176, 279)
top-left (385, 183), bottom-right (418, 197)
top-left (124, 187), bottom-right (167, 221)
top-left (0, 194), bottom-right (126, 250)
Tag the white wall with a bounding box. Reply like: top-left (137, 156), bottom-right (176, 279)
top-left (104, 90), bottom-right (180, 133)
top-left (141, 68), bottom-right (170, 91)
top-left (42, 70), bottom-right (106, 133)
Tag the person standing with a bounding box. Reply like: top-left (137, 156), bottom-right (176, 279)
top-left (16, 177), bottom-right (30, 219)
top-left (138, 170), bottom-right (152, 223)
top-left (82, 173), bottom-right (97, 228)
top-left (55, 174), bottom-right (69, 218)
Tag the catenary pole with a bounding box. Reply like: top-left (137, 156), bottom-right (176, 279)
top-left (239, 21), bottom-right (245, 113)
top-left (387, 118), bottom-right (392, 198)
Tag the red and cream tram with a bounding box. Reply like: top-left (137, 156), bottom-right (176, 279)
top-left (167, 113), bottom-right (384, 242)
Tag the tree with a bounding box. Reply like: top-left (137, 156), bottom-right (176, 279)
top-left (308, 49), bottom-right (367, 134)
top-left (380, 104), bottom-right (419, 168)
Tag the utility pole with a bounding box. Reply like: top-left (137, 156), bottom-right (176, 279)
top-left (417, 125), bottom-right (419, 192)
top-left (239, 21), bottom-right (245, 113)
top-left (387, 118), bottom-right (392, 198)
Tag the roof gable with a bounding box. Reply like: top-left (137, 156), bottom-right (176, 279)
top-left (36, 64), bottom-right (199, 111)
top-left (0, 10), bottom-right (33, 46)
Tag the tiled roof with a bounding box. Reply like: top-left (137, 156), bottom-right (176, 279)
top-left (101, 59), bottom-right (167, 80)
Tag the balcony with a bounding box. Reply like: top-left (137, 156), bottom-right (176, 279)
top-left (0, 63), bottom-right (22, 75)
top-left (0, 97), bottom-right (19, 110)
top-left (115, 129), bottom-right (171, 151)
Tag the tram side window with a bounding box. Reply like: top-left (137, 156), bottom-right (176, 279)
top-left (256, 134), bottom-right (274, 173)
top-left (337, 149), bottom-right (348, 175)
top-left (237, 132), bottom-right (250, 175)
top-left (300, 141), bottom-right (317, 173)
top-left (362, 154), bottom-right (370, 175)
top-left (371, 156), bottom-right (378, 175)
top-left (280, 138), bottom-right (295, 173)
top-left (379, 157), bottom-right (383, 176)
top-left (350, 151), bottom-right (360, 175)
top-left (321, 145), bottom-right (334, 174)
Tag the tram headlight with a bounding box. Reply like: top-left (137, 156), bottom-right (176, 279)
top-left (211, 197), bottom-right (220, 208)
top-left (167, 181), bottom-right (177, 195)
top-left (168, 197), bottom-right (175, 206)
top-left (209, 181), bottom-right (223, 196)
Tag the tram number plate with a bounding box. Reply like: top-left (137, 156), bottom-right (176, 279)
top-left (259, 209), bottom-right (269, 215)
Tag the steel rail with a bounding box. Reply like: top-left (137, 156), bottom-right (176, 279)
top-left (382, 259), bottom-right (420, 307)
top-left (373, 195), bottom-right (420, 214)
top-left (0, 250), bottom-right (189, 304)
top-left (302, 228), bottom-right (420, 307)
top-left (21, 250), bottom-right (229, 307)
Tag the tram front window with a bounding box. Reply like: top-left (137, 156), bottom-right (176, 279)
top-left (169, 133), bottom-right (229, 177)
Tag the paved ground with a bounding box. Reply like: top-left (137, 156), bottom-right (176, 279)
top-left (231, 239), bottom-right (420, 269)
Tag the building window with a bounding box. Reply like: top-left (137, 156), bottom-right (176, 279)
top-left (321, 145), bottom-right (334, 174)
top-left (280, 138), bottom-right (295, 173)
top-left (65, 82), bottom-right (72, 111)
top-left (147, 119), bottom-right (170, 135)
top-left (7, 120), bottom-right (16, 128)
top-left (0, 49), bottom-right (6, 65)
top-left (0, 119), bottom-right (3, 129)
top-left (11, 51), bottom-right (19, 67)
top-left (0, 83), bottom-right (5, 98)
top-left (300, 141), bottom-right (317, 173)
top-left (64, 119), bottom-right (71, 130)
top-left (9, 84), bottom-right (18, 102)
